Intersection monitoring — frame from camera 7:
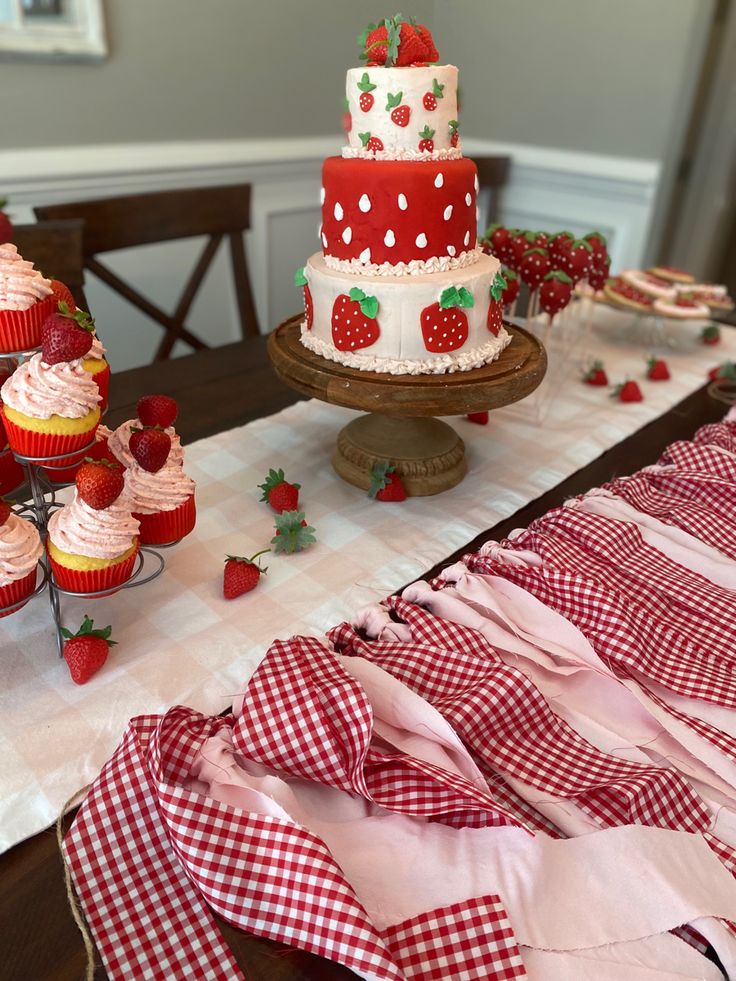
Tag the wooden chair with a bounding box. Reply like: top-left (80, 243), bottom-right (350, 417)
top-left (474, 155), bottom-right (511, 232)
top-left (11, 220), bottom-right (89, 311)
top-left (35, 185), bottom-right (260, 361)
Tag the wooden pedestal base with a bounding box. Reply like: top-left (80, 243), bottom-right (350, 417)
top-left (334, 414), bottom-right (465, 496)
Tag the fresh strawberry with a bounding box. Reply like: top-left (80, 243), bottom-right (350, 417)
top-left (332, 288), bottom-right (380, 351)
top-left (584, 230), bottom-right (608, 259)
top-left (271, 510), bottom-right (316, 553)
top-left (548, 231), bottom-right (574, 263)
top-left (41, 301), bottom-right (95, 365)
top-left (646, 357), bottom-right (670, 381)
top-left (539, 270), bottom-right (573, 322)
top-left (466, 411), bottom-right (489, 425)
top-left (708, 361), bottom-right (736, 381)
top-left (0, 413), bottom-right (6, 450)
top-left (223, 550), bottom-right (269, 599)
top-left (583, 361), bottom-right (608, 386)
top-left (75, 458), bottom-right (124, 510)
top-left (61, 615), bottom-right (115, 685)
top-left (259, 468), bottom-right (300, 513)
top-left (357, 72), bottom-right (376, 111)
top-left (386, 91), bottom-right (410, 127)
top-left (358, 132), bottom-right (384, 153)
top-left (501, 267), bottom-right (520, 306)
top-left (612, 380), bottom-right (644, 403)
top-left (369, 462), bottom-right (407, 502)
top-left (0, 199), bottom-right (13, 244)
top-left (50, 279), bottom-right (76, 311)
top-left (423, 78), bottom-right (444, 110)
top-left (587, 252), bottom-right (611, 292)
top-left (129, 427), bottom-right (171, 473)
top-left (486, 272), bottom-right (506, 336)
top-left (519, 247), bottom-right (551, 291)
top-left (295, 267), bottom-right (313, 328)
top-left (360, 21), bottom-right (392, 65)
top-left (421, 286), bottom-right (474, 353)
top-left (136, 394), bottom-right (178, 429)
top-left (418, 125), bottom-right (435, 153)
top-left (394, 22), bottom-right (430, 66)
top-left (0, 497), bottom-right (10, 524)
top-left (414, 23), bottom-right (439, 61)
top-left (448, 119), bottom-right (459, 148)
top-left (360, 16), bottom-right (427, 67)
top-left (701, 325), bottom-right (721, 346)
top-left (557, 238), bottom-right (593, 284)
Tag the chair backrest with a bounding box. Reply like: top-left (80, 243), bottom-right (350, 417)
top-left (11, 219), bottom-right (89, 311)
top-left (474, 155), bottom-right (511, 231)
top-left (35, 184), bottom-right (260, 361)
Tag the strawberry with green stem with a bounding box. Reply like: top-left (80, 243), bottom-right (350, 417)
top-left (259, 468), bottom-right (300, 514)
top-left (386, 91), bottom-right (410, 127)
top-left (701, 325), bottom-right (721, 346)
top-left (223, 551), bottom-right (269, 599)
top-left (76, 458), bottom-right (124, 510)
top-left (41, 301), bottom-right (95, 365)
top-left (708, 361), bottom-right (736, 381)
top-left (583, 361), bottom-right (608, 386)
top-left (423, 79), bottom-right (444, 111)
top-left (501, 267), bottom-right (520, 306)
top-left (448, 119), bottom-right (459, 148)
top-left (357, 72), bottom-right (376, 112)
top-left (486, 271), bottom-right (507, 336)
top-left (358, 132), bottom-right (384, 153)
top-left (137, 394), bottom-right (178, 429)
top-left (295, 267), bottom-right (313, 329)
top-left (612, 380), bottom-right (643, 403)
top-left (271, 510), bottom-right (316, 554)
top-left (519, 248), bottom-right (551, 292)
top-left (646, 356), bottom-right (670, 381)
top-left (359, 15), bottom-right (431, 67)
top-left (332, 288), bottom-right (380, 351)
top-left (61, 615), bottom-right (116, 685)
top-left (369, 462), bottom-right (407, 502)
top-left (421, 286), bottom-right (474, 353)
top-left (539, 270), bottom-right (573, 323)
top-left (418, 125), bottom-right (435, 153)
top-left (558, 238), bottom-right (594, 284)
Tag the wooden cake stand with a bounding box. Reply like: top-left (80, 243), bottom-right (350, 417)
top-left (268, 315), bottom-right (546, 496)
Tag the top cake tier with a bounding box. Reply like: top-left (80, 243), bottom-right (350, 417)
top-left (344, 65), bottom-right (460, 160)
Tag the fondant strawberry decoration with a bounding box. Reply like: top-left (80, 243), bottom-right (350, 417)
top-left (423, 78), bottom-right (444, 111)
top-left (486, 272), bottom-right (506, 336)
top-left (548, 231), bottom-right (574, 263)
top-left (369, 462), bottom-right (407, 502)
top-left (359, 16), bottom-right (436, 67)
top-left (539, 270), bottom-right (573, 322)
top-left (448, 119), bottom-right (459, 148)
top-left (507, 230), bottom-right (536, 271)
top-left (332, 288), bottom-right (380, 351)
top-left (295, 267), bottom-right (313, 328)
top-left (519, 248), bottom-right (551, 291)
top-left (62, 615), bottom-right (115, 685)
top-left (484, 224), bottom-right (509, 258)
top-left (583, 361), bottom-right (608, 386)
top-left (531, 231), bottom-right (549, 250)
top-left (418, 126), bottom-right (435, 153)
top-left (41, 301), bottom-right (95, 365)
top-left (558, 238), bottom-right (593, 284)
top-left (421, 286), bottom-right (474, 353)
top-left (223, 551), bottom-right (269, 599)
top-left (584, 230), bottom-right (608, 259)
top-left (357, 73), bottom-right (376, 112)
top-left (137, 394), bottom-right (178, 428)
top-left (358, 132), bottom-right (384, 153)
top-left (501, 268), bottom-right (520, 306)
top-left (75, 458), bottom-right (124, 510)
top-left (701, 324), bottom-right (721, 346)
top-left (612, 380), bottom-right (643, 403)
top-left (646, 356), bottom-right (670, 381)
top-left (0, 199), bottom-right (13, 245)
top-left (708, 361), bottom-right (736, 381)
top-left (466, 411), bottom-right (489, 425)
top-left (587, 252), bottom-right (611, 292)
top-left (271, 510), bottom-right (316, 553)
top-left (386, 91), bottom-right (410, 127)
top-left (129, 427), bottom-right (171, 473)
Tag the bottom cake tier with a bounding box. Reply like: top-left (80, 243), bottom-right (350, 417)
top-left (299, 252), bottom-right (511, 375)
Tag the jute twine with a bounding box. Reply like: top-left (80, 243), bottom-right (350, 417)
top-left (56, 785), bottom-right (95, 981)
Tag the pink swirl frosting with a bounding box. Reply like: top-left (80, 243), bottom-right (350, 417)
top-left (87, 333), bottom-right (106, 360)
top-left (0, 513), bottom-right (43, 585)
top-left (48, 490), bottom-right (139, 559)
top-left (0, 353), bottom-right (101, 419)
top-left (0, 244), bottom-right (53, 311)
top-left (108, 419), bottom-right (184, 469)
top-left (124, 461), bottom-right (195, 515)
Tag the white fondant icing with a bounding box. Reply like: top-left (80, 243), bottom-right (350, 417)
top-left (463, 231), bottom-right (470, 247)
top-left (465, 192), bottom-right (472, 206)
top-left (415, 233), bottom-right (428, 249)
top-left (358, 194), bottom-right (372, 213)
top-left (448, 245), bottom-right (456, 257)
top-left (321, 232), bottom-right (328, 248)
top-left (443, 205), bottom-right (453, 221)
top-left (359, 247), bottom-right (371, 263)
top-left (343, 146), bottom-right (463, 163)
top-left (398, 193), bottom-right (408, 211)
top-left (342, 226), bottom-right (352, 244)
top-left (320, 187), bottom-right (325, 204)
top-left (334, 201), bottom-right (344, 221)
top-left (384, 230), bottom-right (396, 247)
top-left (434, 173), bottom-right (444, 188)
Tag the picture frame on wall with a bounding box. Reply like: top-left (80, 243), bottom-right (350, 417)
top-left (0, 0), bottom-right (106, 60)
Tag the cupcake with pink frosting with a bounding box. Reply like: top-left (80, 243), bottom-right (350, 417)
top-left (0, 244), bottom-right (56, 352)
top-left (0, 502), bottom-right (43, 617)
top-left (107, 417), bottom-right (184, 470)
top-left (82, 331), bottom-right (110, 412)
top-left (123, 424), bottom-right (195, 545)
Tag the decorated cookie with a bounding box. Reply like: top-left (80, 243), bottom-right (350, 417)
top-left (648, 265), bottom-right (695, 285)
top-left (603, 279), bottom-right (654, 312)
top-left (652, 295), bottom-right (710, 319)
top-left (620, 269), bottom-right (676, 300)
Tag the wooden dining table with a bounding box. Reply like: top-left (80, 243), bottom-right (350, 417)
top-left (0, 331), bottom-right (731, 981)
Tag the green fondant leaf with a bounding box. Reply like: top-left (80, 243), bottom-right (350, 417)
top-left (456, 287), bottom-right (475, 308)
top-left (543, 270), bottom-right (573, 284)
top-left (358, 132), bottom-right (371, 147)
top-left (439, 286), bottom-right (460, 309)
top-left (360, 294), bottom-right (379, 319)
top-left (489, 272), bottom-right (507, 301)
top-left (349, 286), bottom-right (367, 302)
top-left (419, 125), bottom-right (435, 139)
top-left (294, 267), bottom-right (307, 287)
top-left (386, 91), bottom-right (402, 109)
top-left (358, 72), bottom-right (377, 92)
top-left (432, 78), bottom-right (444, 98)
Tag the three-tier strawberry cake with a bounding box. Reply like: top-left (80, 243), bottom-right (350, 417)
top-left (296, 16), bottom-right (510, 375)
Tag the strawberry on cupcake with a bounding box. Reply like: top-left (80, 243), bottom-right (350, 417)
top-left (107, 394), bottom-right (184, 470)
top-left (123, 426), bottom-right (195, 545)
top-left (0, 498), bottom-right (43, 617)
top-left (0, 243), bottom-right (56, 353)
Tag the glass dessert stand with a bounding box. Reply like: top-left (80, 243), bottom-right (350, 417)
top-left (268, 314), bottom-right (546, 496)
top-left (4, 444), bottom-right (171, 656)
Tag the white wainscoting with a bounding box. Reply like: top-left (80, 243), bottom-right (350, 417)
top-left (2, 138), bottom-right (660, 371)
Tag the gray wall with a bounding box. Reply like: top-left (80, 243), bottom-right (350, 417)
top-left (0, 0), bottom-right (712, 163)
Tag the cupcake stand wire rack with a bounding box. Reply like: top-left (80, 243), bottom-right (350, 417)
top-left (1, 347), bottom-right (173, 658)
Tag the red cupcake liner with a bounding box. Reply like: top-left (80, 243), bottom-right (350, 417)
top-left (89, 361), bottom-right (110, 412)
top-left (134, 494), bottom-right (196, 545)
top-left (0, 567), bottom-right (38, 618)
top-left (0, 447), bottom-right (25, 495)
top-left (42, 433), bottom-right (112, 485)
top-left (0, 296), bottom-right (57, 354)
top-left (1, 405), bottom-right (98, 466)
top-left (48, 541), bottom-right (139, 595)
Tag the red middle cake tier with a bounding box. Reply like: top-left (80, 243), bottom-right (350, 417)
top-left (321, 156), bottom-right (478, 269)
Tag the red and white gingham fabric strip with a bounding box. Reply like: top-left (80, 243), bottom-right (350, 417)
top-left (660, 437), bottom-right (736, 480)
top-left (329, 599), bottom-right (713, 836)
top-left (380, 895), bottom-right (526, 981)
top-left (235, 634), bottom-right (526, 830)
top-left (63, 715), bottom-right (247, 981)
top-left (691, 419), bottom-right (736, 455)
